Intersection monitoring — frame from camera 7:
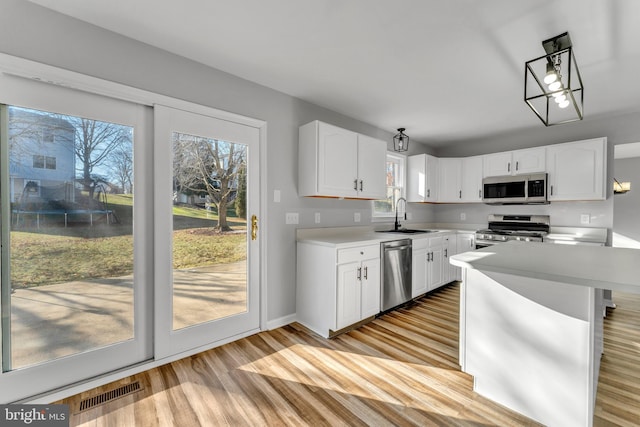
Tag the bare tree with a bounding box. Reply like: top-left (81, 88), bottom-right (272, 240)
top-left (173, 134), bottom-right (246, 232)
top-left (109, 142), bottom-right (133, 194)
top-left (71, 117), bottom-right (132, 197)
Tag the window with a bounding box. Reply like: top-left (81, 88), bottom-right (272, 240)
top-left (32, 154), bottom-right (56, 169)
top-left (372, 153), bottom-right (405, 219)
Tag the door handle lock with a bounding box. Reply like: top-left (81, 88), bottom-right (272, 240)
top-left (251, 214), bottom-right (258, 241)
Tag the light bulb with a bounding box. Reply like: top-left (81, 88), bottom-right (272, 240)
top-left (552, 90), bottom-right (565, 98)
top-left (554, 94), bottom-right (567, 104)
top-left (558, 99), bottom-right (570, 108)
top-left (543, 63), bottom-right (557, 84)
top-left (548, 81), bottom-right (561, 91)
top-left (544, 72), bottom-right (557, 85)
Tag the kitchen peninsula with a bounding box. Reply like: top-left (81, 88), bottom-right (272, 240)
top-left (450, 242), bottom-right (640, 427)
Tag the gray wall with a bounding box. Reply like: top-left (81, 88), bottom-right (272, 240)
top-left (613, 157), bottom-right (640, 245)
top-left (2, 0), bottom-right (637, 324)
top-left (0, 0), bottom-right (434, 324)
top-left (429, 111), bottom-right (640, 239)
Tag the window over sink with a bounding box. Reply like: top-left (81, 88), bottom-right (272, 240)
top-left (372, 152), bottom-right (405, 219)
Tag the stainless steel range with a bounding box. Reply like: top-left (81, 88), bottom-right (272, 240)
top-left (475, 214), bottom-right (550, 248)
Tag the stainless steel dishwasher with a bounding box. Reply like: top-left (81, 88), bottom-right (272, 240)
top-left (381, 239), bottom-right (412, 312)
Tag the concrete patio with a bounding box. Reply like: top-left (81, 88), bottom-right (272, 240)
top-left (8, 261), bottom-right (247, 369)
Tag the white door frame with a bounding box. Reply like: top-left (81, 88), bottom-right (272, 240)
top-left (0, 53), bottom-right (268, 403)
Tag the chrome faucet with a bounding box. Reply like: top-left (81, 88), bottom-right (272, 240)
top-left (394, 197), bottom-right (407, 231)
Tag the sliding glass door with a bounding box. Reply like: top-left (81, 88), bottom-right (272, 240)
top-left (154, 105), bottom-right (260, 359)
top-left (0, 74), bottom-right (152, 402)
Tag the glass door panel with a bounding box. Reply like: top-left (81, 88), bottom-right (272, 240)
top-left (154, 105), bottom-right (260, 359)
top-left (0, 72), bottom-right (151, 402)
top-left (3, 106), bottom-right (135, 370)
top-left (171, 132), bottom-right (248, 330)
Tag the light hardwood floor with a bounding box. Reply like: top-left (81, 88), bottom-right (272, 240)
top-left (59, 284), bottom-right (640, 426)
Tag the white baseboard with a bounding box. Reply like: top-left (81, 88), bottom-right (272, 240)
top-left (267, 313), bottom-right (296, 330)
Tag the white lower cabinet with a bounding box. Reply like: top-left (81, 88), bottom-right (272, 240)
top-left (412, 238), bottom-right (429, 298)
top-left (455, 232), bottom-right (475, 281)
top-left (297, 242), bottom-right (380, 338)
top-left (412, 234), bottom-right (456, 297)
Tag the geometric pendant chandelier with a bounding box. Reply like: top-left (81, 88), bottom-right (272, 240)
top-left (525, 32), bottom-right (584, 126)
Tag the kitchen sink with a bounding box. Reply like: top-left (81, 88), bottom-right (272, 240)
top-left (377, 229), bottom-right (436, 234)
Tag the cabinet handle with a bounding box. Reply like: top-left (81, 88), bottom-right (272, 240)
top-left (459, 190), bottom-right (462, 199)
top-left (445, 248), bottom-right (448, 257)
top-left (364, 266), bottom-right (368, 280)
top-left (354, 179), bottom-right (358, 191)
top-left (508, 162), bottom-right (511, 172)
top-left (427, 189), bottom-right (430, 198)
top-left (550, 185), bottom-right (554, 196)
top-left (359, 180), bottom-right (363, 191)
top-left (516, 161), bottom-right (519, 171)
top-left (478, 189), bottom-right (481, 199)
top-left (428, 252), bottom-right (432, 262)
top-left (357, 267), bottom-right (362, 280)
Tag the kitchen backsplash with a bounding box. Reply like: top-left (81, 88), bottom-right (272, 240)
top-left (433, 199), bottom-right (613, 228)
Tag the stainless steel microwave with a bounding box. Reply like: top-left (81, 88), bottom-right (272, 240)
top-left (482, 173), bottom-right (548, 205)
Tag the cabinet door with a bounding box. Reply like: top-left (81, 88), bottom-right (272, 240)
top-left (513, 147), bottom-right (546, 174)
top-left (357, 134), bottom-right (387, 199)
top-left (428, 246), bottom-right (444, 291)
top-left (407, 154), bottom-right (438, 202)
top-left (547, 138), bottom-right (606, 201)
top-left (336, 261), bottom-right (362, 330)
top-left (445, 236), bottom-right (457, 283)
top-left (407, 154), bottom-right (426, 202)
top-left (361, 258), bottom-right (381, 318)
top-left (412, 246), bottom-right (428, 297)
top-left (461, 156), bottom-right (483, 202)
top-left (483, 152), bottom-right (512, 177)
top-left (317, 122), bottom-right (359, 197)
top-left (438, 158), bottom-right (462, 202)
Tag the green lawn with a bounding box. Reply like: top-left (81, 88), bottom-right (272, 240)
top-left (9, 194), bottom-right (247, 288)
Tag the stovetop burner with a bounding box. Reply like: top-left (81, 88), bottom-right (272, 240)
top-left (475, 214), bottom-right (550, 245)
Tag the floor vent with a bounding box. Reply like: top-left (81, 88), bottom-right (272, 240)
top-left (78, 381), bottom-right (142, 412)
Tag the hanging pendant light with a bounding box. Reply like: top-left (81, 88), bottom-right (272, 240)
top-left (393, 128), bottom-right (409, 152)
top-left (524, 32), bottom-right (584, 126)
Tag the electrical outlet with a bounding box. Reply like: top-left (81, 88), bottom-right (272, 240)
top-left (460, 212), bottom-right (466, 221)
top-left (580, 214), bottom-right (590, 225)
top-left (285, 212), bottom-right (299, 225)
top-left (354, 212), bottom-right (361, 222)
top-left (314, 212), bottom-right (321, 224)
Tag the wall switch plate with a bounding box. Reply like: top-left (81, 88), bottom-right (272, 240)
top-left (354, 212), bottom-right (361, 222)
top-left (285, 212), bottom-right (299, 225)
top-left (314, 212), bottom-right (321, 224)
top-left (273, 189), bottom-right (281, 203)
top-left (460, 212), bottom-right (466, 221)
top-left (580, 214), bottom-right (591, 225)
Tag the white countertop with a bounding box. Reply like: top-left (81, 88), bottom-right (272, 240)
top-left (296, 226), bottom-right (469, 247)
top-left (450, 241), bottom-right (640, 294)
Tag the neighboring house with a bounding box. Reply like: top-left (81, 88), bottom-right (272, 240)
top-left (8, 108), bottom-right (76, 206)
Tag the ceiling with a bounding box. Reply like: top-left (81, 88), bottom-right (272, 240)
top-left (26, 0), bottom-right (640, 147)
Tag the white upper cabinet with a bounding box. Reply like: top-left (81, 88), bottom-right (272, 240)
top-left (356, 133), bottom-right (388, 199)
top-left (438, 158), bottom-right (463, 202)
top-left (437, 156), bottom-right (483, 203)
top-left (407, 154), bottom-right (439, 202)
top-left (546, 137), bottom-right (606, 201)
top-left (461, 156), bottom-right (483, 202)
top-left (483, 147), bottom-right (546, 177)
top-left (299, 121), bottom-right (386, 199)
